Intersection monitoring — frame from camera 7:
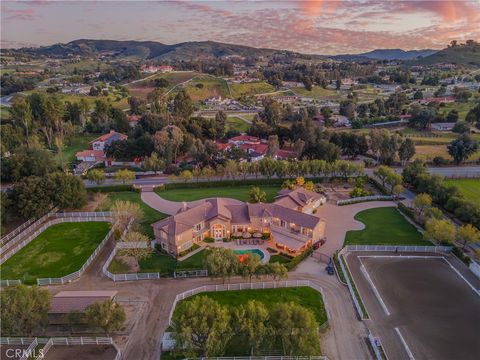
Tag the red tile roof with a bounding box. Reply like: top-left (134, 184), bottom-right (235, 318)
top-left (75, 150), bottom-right (105, 158)
top-left (241, 143), bottom-right (268, 154)
top-left (216, 142), bottom-right (233, 151)
top-left (89, 130), bottom-right (128, 144)
top-left (229, 135), bottom-right (260, 143)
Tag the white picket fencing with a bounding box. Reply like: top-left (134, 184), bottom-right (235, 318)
top-left (36, 220), bottom-right (117, 286)
top-left (102, 240), bottom-right (161, 282)
top-left (167, 280), bottom-right (325, 327)
top-left (0, 337), bottom-right (121, 360)
top-left (344, 245), bottom-right (452, 253)
top-left (19, 338), bottom-right (38, 360)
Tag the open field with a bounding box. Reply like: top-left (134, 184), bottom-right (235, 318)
top-left (1, 222), bottom-right (111, 284)
top-left (344, 207), bottom-right (429, 246)
top-left (226, 116), bottom-right (250, 132)
top-left (230, 81), bottom-right (275, 98)
top-left (292, 86), bottom-right (341, 100)
top-left (181, 76), bottom-right (230, 101)
top-left (156, 185), bottom-right (281, 203)
top-left (444, 179), bottom-right (480, 203)
top-left (413, 144), bottom-right (480, 162)
top-left (437, 102), bottom-right (474, 120)
top-left (127, 71), bottom-right (199, 99)
top-left (345, 254), bottom-right (480, 360)
top-left (96, 191), bottom-right (167, 238)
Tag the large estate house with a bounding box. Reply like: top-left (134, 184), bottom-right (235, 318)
top-left (152, 188), bottom-right (327, 257)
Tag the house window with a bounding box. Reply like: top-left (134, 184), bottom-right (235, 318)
top-left (194, 223), bottom-right (202, 232)
top-left (280, 220), bottom-right (287, 228)
top-left (302, 227), bottom-right (310, 236)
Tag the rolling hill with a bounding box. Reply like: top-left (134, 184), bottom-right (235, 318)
top-left (409, 42), bottom-right (480, 67)
top-left (14, 39), bottom-right (283, 61)
top-left (331, 49), bottom-right (437, 61)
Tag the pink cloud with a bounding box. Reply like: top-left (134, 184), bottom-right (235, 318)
top-left (3, 8), bottom-right (38, 21)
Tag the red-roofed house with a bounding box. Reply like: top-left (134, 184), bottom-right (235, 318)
top-left (128, 115), bottom-right (141, 128)
top-left (418, 96), bottom-right (455, 105)
top-left (216, 142), bottom-right (233, 151)
top-left (75, 150), bottom-right (107, 163)
top-left (228, 135), bottom-right (261, 146)
top-left (275, 148), bottom-right (297, 160)
top-left (89, 130), bottom-right (128, 151)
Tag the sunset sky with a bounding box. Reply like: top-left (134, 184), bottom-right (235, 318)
top-left (1, 1), bottom-right (479, 54)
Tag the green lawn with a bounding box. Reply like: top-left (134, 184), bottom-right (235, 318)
top-left (174, 286), bottom-right (327, 324)
top-left (292, 86), bottom-right (341, 100)
top-left (58, 134), bottom-right (98, 165)
top-left (444, 179), bottom-right (480, 204)
top-left (226, 116), bottom-right (250, 132)
top-left (156, 185), bottom-right (281, 203)
top-left (230, 81), bottom-right (275, 98)
top-left (96, 191), bottom-right (167, 238)
top-left (344, 207), bottom-right (429, 246)
top-left (1, 222), bottom-right (111, 284)
top-left (111, 249), bottom-right (208, 276)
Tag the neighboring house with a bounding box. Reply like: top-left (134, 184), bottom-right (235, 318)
top-left (75, 149), bottom-right (106, 163)
top-left (275, 148), bottom-right (297, 160)
top-left (228, 135), bottom-right (262, 146)
top-left (431, 122), bottom-right (456, 131)
top-left (152, 196), bottom-right (326, 257)
top-left (418, 96), bottom-right (455, 105)
top-left (142, 65), bottom-right (173, 73)
top-left (128, 115), bottom-right (140, 128)
top-left (274, 188), bottom-right (326, 214)
top-left (89, 130), bottom-right (128, 151)
top-left (49, 290), bottom-right (118, 324)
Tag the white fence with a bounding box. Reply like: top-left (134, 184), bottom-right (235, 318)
top-left (168, 280), bottom-right (326, 327)
top-left (36, 219), bottom-right (116, 286)
top-left (0, 279), bottom-right (22, 287)
top-left (344, 245), bottom-right (452, 253)
top-left (102, 242), bottom-right (161, 282)
top-left (0, 337), bottom-right (121, 360)
top-left (469, 261), bottom-right (480, 279)
top-left (337, 248), bottom-right (367, 320)
top-left (337, 195), bottom-right (394, 205)
top-left (174, 269), bottom-right (208, 278)
top-left (19, 338), bottom-right (38, 360)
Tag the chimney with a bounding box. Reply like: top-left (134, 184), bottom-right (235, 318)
top-left (182, 201), bottom-right (187, 211)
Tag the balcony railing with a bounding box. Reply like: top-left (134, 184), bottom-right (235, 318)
top-left (270, 223), bottom-right (311, 240)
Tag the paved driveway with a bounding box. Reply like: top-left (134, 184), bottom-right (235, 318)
top-left (140, 187), bottom-right (243, 215)
top-left (314, 201), bottom-right (397, 256)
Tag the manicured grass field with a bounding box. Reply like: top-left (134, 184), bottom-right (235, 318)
top-left (156, 185), bottom-right (281, 203)
top-left (226, 116), bottom-right (250, 132)
top-left (444, 179), bottom-right (480, 204)
top-left (97, 191), bottom-right (167, 238)
top-left (1, 222), bottom-right (111, 284)
top-left (344, 207), bottom-right (430, 246)
top-left (175, 286), bottom-right (327, 325)
top-left (110, 249), bottom-right (207, 276)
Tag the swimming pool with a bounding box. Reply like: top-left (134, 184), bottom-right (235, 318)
top-left (233, 249), bottom-right (265, 260)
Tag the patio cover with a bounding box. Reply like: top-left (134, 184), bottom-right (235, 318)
top-left (271, 231), bottom-right (306, 250)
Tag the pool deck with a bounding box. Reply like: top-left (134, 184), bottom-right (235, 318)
top-left (209, 241), bottom-right (271, 263)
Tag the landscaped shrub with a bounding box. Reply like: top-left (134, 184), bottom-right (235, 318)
top-left (87, 185), bottom-right (135, 193)
top-left (367, 177), bottom-right (389, 195)
top-left (261, 232), bottom-right (270, 240)
top-left (203, 237), bottom-right (215, 243)
top-left (283, 246), bottom-right (313, 271)
top-left (432, 156), bottom-right (450, 166)
top-left (178, 243), bottom-right (200, 258)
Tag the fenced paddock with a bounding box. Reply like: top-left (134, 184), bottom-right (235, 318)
top-left (0, 337), bottom-right (121, 360)
top-left (0, 212), bottom-right (120, 286)
top-left (167, 280), bottom-right (329, 327)
top-left (344, 251), bottom-right (480, 360)
top-left (102, 239), bottom-right (161, 282)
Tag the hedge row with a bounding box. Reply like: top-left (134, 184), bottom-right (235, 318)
top-left (367, 177), bottom-right (390, 195)
top-left (87, 184), bottom-right (137, 193)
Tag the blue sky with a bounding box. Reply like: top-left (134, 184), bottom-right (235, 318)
top-left (2, 1), bottom-right (479, 54)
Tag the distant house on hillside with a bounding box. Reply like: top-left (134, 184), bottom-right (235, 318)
top-left (418, 96), bottom-right (455, 105)
top-left (141, 65), bottom-right (173, 73)
top-left (431, 122), bottom-right (455, 131)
